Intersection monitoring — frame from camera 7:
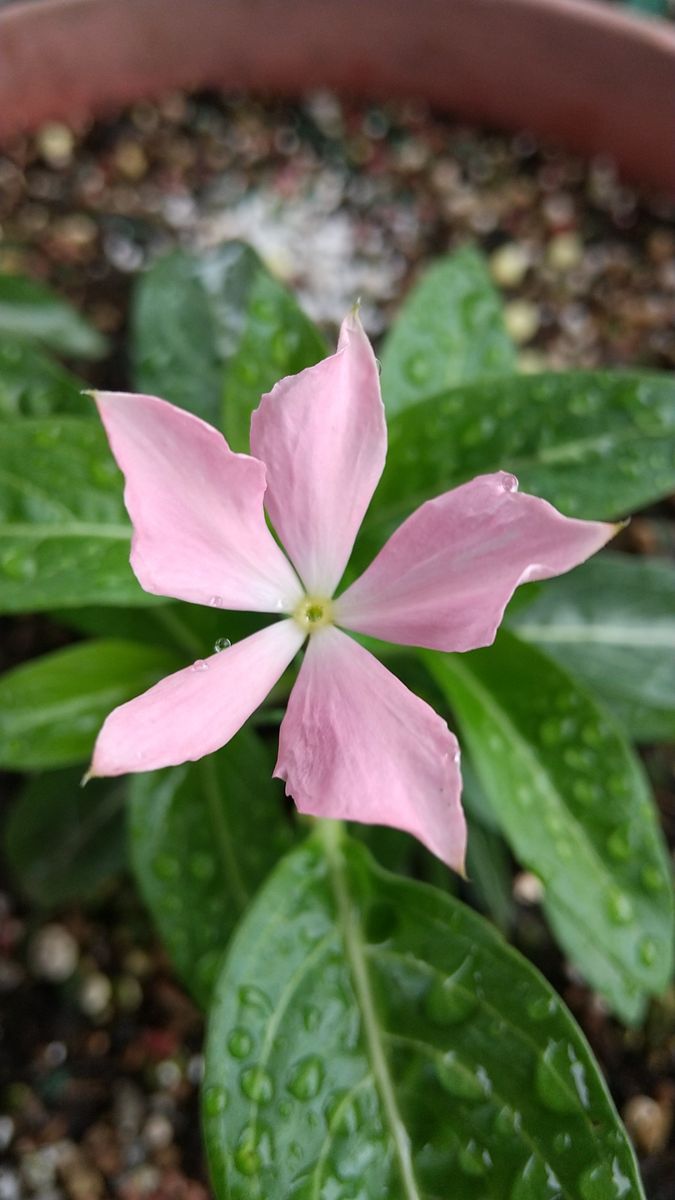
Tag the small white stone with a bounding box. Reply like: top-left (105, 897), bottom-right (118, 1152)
top-left (490, 243), bottom-right (529, 288)
top-left (29, 924), bottom-right (78, 982)
top-left (504, 299), bottom-right (540, 345)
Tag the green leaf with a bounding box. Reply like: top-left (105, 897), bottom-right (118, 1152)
top-left (4, 768), bottom-right (126, 906)
top-left (510, 553), bottom-right (675, 742)
top-left (0, 638), bottom-right (181, 769)
top-left (203, 827), bottom-right (644, 1199)
top-left (0, 341), bottom-right (90, 418)
top-left (0, 416), bottom-right (155, 611)
top-left (132, 243), bottom-right (326, 443)
top-left (424, 631), bottom-right (673, 1023)
top-left (129, 732), bottom-right (295, 1007)
top-left (462, 762), bottom-right (515, 933)
top-left (0, 273), bottom-right (106, 359)
top-left (364, 372), bottom-right (675, 552)
top-left (379, 247), bottom-right (516, 415)
top-left (54, 602), bottom-right (267, 660)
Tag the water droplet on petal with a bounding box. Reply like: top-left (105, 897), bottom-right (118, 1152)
top-left (500, 472), bottom-right (519, 493)
top-left (214, 637), bottom-right (231, 652)
top-left (192, 658), bottom-right (209, 672)
top-left (209, 595), bottom-right (224, 607)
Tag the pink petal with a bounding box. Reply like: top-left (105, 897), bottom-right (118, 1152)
top-left (95, 391), bottom-right (303, 612)
top-left (334, 472), bottom-right (617, 652)
top-left (249, 312), bottom-right (386, 596)
top-left (89, 620), bottom-right (305, 777)
top-left (276, 626), bottom-right (466, 871)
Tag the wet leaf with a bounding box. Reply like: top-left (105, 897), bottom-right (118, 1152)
top-left (4, 768), bottom-right (126, 905)
top-left (129, 732), bottom-right (295, 1006)
top-left (132, 242), bottom-right (326, 443)
top-left (0, 340), bottom-right (90, 418)
top-left (510, 553), bottom-right (675, 742)
top-left (379, 247), bottom-right (516, 414)
top-left (0, 417), bottom-right (154, 611)
top-left (363, 371), bottom-right (675, 559)
top-left (204, 827), bottom-right (644, 1198)
top-left (0, 273), bottom-right (106, 359)
top-left (425, 631), bottom-right (673, 1023)
top-left (0, 639), bottom-right (181, 768)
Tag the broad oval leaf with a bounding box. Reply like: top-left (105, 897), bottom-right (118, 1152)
top-left (0, 416), bottom-right (154, 611)
top-left (424, 631), bottom-right (673, 1023)
top-left (510, 553), bottom-right (675, 742)
top-left (379, 247), bottom-right (516, 415)
top-left (132, 242), bottom-right (326, 443)
top-left (4, 768), bottom-right (126, 906)
top-left (0, 273), bottom-right (106, 359)
top-left (0, 638), bottom-right (181, 769)
top-left (203, 828), bottom-right (644, 1199)
top-left (364, 372), bottom-right (675, 552)
top-left (0, 341), bottom-right (90, 418)
top-left (129, 732), bottom-right (295, 1007)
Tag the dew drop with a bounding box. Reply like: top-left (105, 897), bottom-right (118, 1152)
top-left (239, 985), bottom-right (272, 1015)
top-left (494, 1105), bottom-right (522, 1136)
top-left (240, 1066), bottom-right (274, 1104)
top-left (578, 1158), bottom-right (632, 1199)
top-left (209, 595), bottom-right (224, 607)
top-left (458, 1139), bottom-right (491, 1176)
top-left (192, 658), bottom-right (209, 672)
top-left (287, 1055), bottom-right (324, 1101)
top-left (638, 937), bottom-right (658, 967)
top-left (511, 1154), bottom-right (562, 1200)
top-left (554, 1131), bottom-right (572, 1153)
top-left (1, 549), bottom-right (37, 580)
top-left (404, 353), bottom-right (431, 385)
top-left (500, 472), bottom-right (519, 493)
top-left (539, 717), bottom-right (562, 747)
top-left (227, 1028), bottom-right (253, 1059)
top-left (424, 957), bottom-right (478, 1025)
top-left (190, 852), bottom-right (216, 881)
top-left (527, 995), bottom-right (557, 1022)
top-left (535, 1040), bottom-right (587, 1114)
top-left (303, 1004), bottom-right (320, 1032)
top-left (640, 865), bottom-right (665, 893)
top-left (435, 1051), bottom-right (487, 1101)
top-left (607, 889), bottom-right (633, 926)
top-left (203, 1085), bottom-right (229, 1116)
top-left (214, 637), bottom-right (231, 652)
top-left (606, 826), bottom-right (631, 862)
top-left (234, 1136), bottom-right (260, 1177)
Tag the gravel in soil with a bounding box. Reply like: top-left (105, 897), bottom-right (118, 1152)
top-left (0, 90), bottom-right (674, 1198)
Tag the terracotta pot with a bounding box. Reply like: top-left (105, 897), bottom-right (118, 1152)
top-left (1, 0), bottom-right (674, 192)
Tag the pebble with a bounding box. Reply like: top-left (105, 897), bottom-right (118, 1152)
top-left (79, 971), bottom-right (113, 1018)
top-left (513, 872), bottom-right (545, 905)
top-left (36, 122), bottom-right (75, 168)
top-left (623, 1093), bottom-right (672, 1156)
top-left (29, 924), bottom-right (78, 982)
top-left (490, 242), bottom-right (530, 288)
top-left (504, 298), bottom-right (540, 344)
top-left (547, 231), bottom-right (583, 272)
top-left (141, 1113), bottom-right (174, 1151)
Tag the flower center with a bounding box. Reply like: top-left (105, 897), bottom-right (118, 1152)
top-left (293, 595), bottom-right (334, 633)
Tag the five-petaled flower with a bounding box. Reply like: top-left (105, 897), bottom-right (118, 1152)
top-left (89, 312), bottom-right (615, 872)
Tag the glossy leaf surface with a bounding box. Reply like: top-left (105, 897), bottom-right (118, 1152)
top-left (363, 372), bottom-right (675, 555)
top-left (0, 638), bottom-right (181, 768)
top-left (425, 632), bottom-right (673, 1023)
top-left (510, 553), bottom-right (675, 741)
top-left (379, 247), bottom-right (516, 414)
top-left (0, 341), bottom-right (90, 417)
top-left (0, 417), bottom-right (154, 611)
top-left (129, 732), bottom-right (295, 1006)
top-left (0, 273), bottom-right (106, 358)
top-left (132, 242), bottom-right (326, 442)
top-left (204, 828), bottom-right (644, 1199)
top-left (4, 768), bottom-right (126, 905)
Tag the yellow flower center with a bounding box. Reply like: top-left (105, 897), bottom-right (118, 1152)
top-left (293, 595), bottom-right (334, 633)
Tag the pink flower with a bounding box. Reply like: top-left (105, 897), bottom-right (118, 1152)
top-left (89, 313), bottom-right (615, 871)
